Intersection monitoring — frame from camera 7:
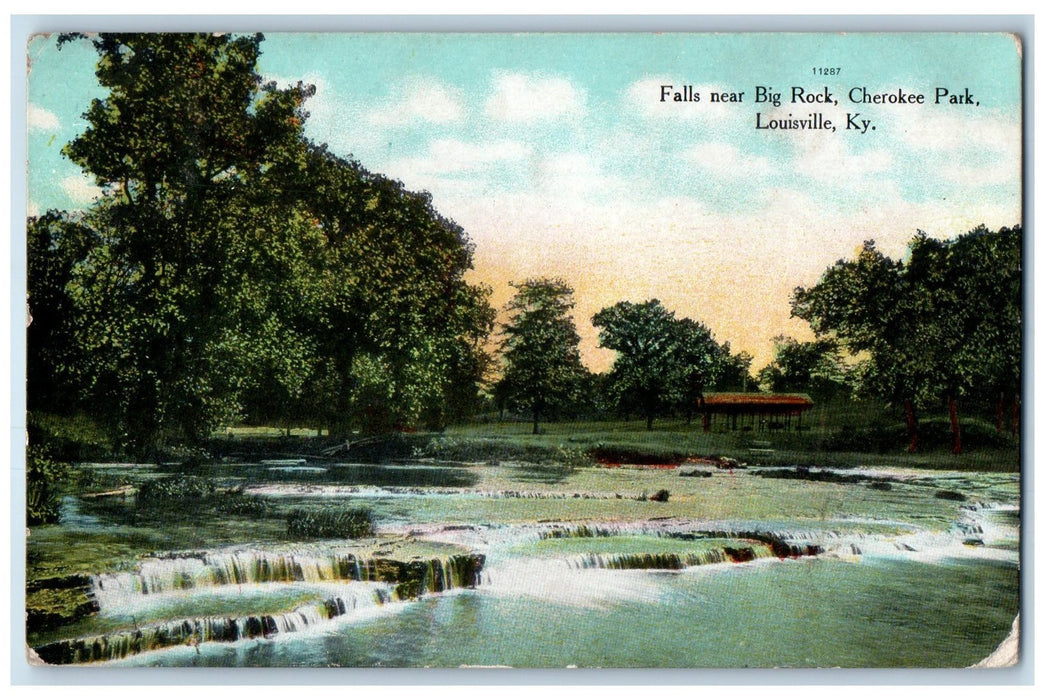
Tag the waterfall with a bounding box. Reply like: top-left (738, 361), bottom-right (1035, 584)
top-left (536, 522), bottom-right (824, 559)
top-left (42, 549), bottom-right (486, 665)
top-left (90, 547), bottom-right (485, 612)
top-left (35, 583), bottom-right (391, 665)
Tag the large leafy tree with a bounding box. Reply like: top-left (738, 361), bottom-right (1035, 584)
top-left (592, 299), bottom-right (719, 430)
top-left (44, 33), bottom-right (495, 453)
top-left (289, 147), bottom-right (495, 435)
top-left (792, 240), bottom-right (932, 451)
top-left (497, 278), bottom-right (586, 435)
top-left (792, 226), bottom-right (1021, 454)
top-left (58, 33), bottom-right (318, 454)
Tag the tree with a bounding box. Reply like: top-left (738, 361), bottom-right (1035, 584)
top-left (713, 344), bottom-right (755, 393)
top-left (756, 335), bottom-right (850, 402)
top-left (592, 299), bottom-right (719, 430)
top-left (57, 33), bottom-right (319, 455)
top-left (792, 226), bottom-right (1021, 454)
top-left (793, 240), bottom-right (931, 451)
top-left (289, 147), bottom-right (494, 435)
top-left (49, 33), bottom-right (496, 453)
top-left (498, 278), bottom-right (586, 434)
top-left (671, 317), bottom-right (722, 423)
top-left (27, 211), bottom-right (98, 414)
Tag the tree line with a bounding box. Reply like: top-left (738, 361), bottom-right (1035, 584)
top-left (27, 33), bottom-right (1021, 458)
top-left (495, 280), bottom-right (756, 434)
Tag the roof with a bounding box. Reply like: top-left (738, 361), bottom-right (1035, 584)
top-left (703, 393), bottom-right (814, 408)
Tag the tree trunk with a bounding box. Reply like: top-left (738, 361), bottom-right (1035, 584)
top-left (996, 391), bottom-right (1005, 432)
top-left (948, 395), bottom-right (962, 455)
top-left (646, 414), bottom-right (654, 431)
top-left (904, 399), bottom-right (919, 453)
top-left (702, 411), bottom-right (711, 433)
top-left (532, 407), bottom-right (540, 435)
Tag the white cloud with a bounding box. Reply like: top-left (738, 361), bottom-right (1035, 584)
top-left (27, 103), bottom-right (59, 132)
top-left (527, 152), bottom-right (628, 203)
top-left (885, 106), bottom-right (1021, 189)
top-left (385, 138), bottom-right (528, 176)
top-left (367, 78), bottom-right (465, 127)
top-left (484, 73), bottom-right (586, 123)
top-left (683, 142), bottom-right (772, 179)
top-left (61, 175), bottom-right (102, 204)
top-left (381, 138), bottom-right (531, 200)
top-left (426, 138), bottom-right (530, 171)
top-left (896, 106), bottom-right (1020, 154)
top-left (790, 137), bottom-right (894, 183)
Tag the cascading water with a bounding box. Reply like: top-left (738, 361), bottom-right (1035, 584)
top-left (35, 582), bottom-right (393, 665)
top-left (33, 545), bottom-right (486, 665)
top-left (90, 546), bottom-right (484, 612)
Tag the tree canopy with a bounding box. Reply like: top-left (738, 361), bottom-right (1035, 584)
top-left (791, 226), bottom-right (1021, 453)
top-left (592, 299), bottom-right (720, 430)
top-left (497, 278), bottom-right (586, 435)
top-left (31, 33), bottom-right (494, 455)
top-left (756, 335), bottom-right (851, 402)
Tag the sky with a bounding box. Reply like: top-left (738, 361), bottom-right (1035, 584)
top-left (25, 32), bottom-right (1023, 372)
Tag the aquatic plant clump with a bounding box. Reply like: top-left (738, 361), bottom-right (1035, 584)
top-left (136, 475), bottom-right (216, 506)
top-left (286, 508), bottom-right (375, 539)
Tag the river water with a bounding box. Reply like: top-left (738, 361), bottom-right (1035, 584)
top-left (34, 463), bottom-right (1021, 668)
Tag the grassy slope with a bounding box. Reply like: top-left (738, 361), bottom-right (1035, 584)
top-left (441, 398), bottom-right (1019, 472)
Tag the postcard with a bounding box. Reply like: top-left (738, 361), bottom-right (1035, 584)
top-left (23, 30), bottom-right (1022, 670)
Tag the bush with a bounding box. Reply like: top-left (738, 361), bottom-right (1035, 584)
top-left (286, 508), bottom-right (374, 539)
top-left (649, 489), bottom-right (670, 502)
top-left (26, 447), bottom-right (68, 526)
top-left (213, 487), bottom-right (271, 517)
top-left (136, 475), bottom-right (215, 507)
top-left (556, 444), bottom-right (591, 469)
top-left (136, 475), bottom-right (271, 517)
top-left (822, 414), bottom-right (1017, 454)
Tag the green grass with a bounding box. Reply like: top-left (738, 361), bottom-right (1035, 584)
top-left (444, 398), bottom-right (1019, 472)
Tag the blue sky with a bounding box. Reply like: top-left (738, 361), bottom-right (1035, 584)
top-left (26, 32), bottom-right (1022, 370)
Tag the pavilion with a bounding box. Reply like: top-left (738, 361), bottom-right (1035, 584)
top-left (700, 393), bottom-right (814, 432)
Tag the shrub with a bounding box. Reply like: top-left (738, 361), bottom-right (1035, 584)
top-left (26, 447), bottom-right (68, 526)
top-left (556, 444), bottom-right (591, 469)
top-left (649, 489), bottom-right (670, 502)
top-left (213, 487), bottom-right (271, 517)
top-left (136, 475), bottom-right (215, 507)
top-left (286, 508), bottom-right (374, 539)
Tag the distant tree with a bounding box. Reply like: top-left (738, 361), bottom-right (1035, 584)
top-left (713, 344), bottom-right (756, 392)
top-left (671, 317), bottom-right (722, 423)
top-left (498, 278), bottom-right (586, 434)
top-left (592, 299), bottom-right (719, 430)
top-left (756, 335), bottom-right (850, 402)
